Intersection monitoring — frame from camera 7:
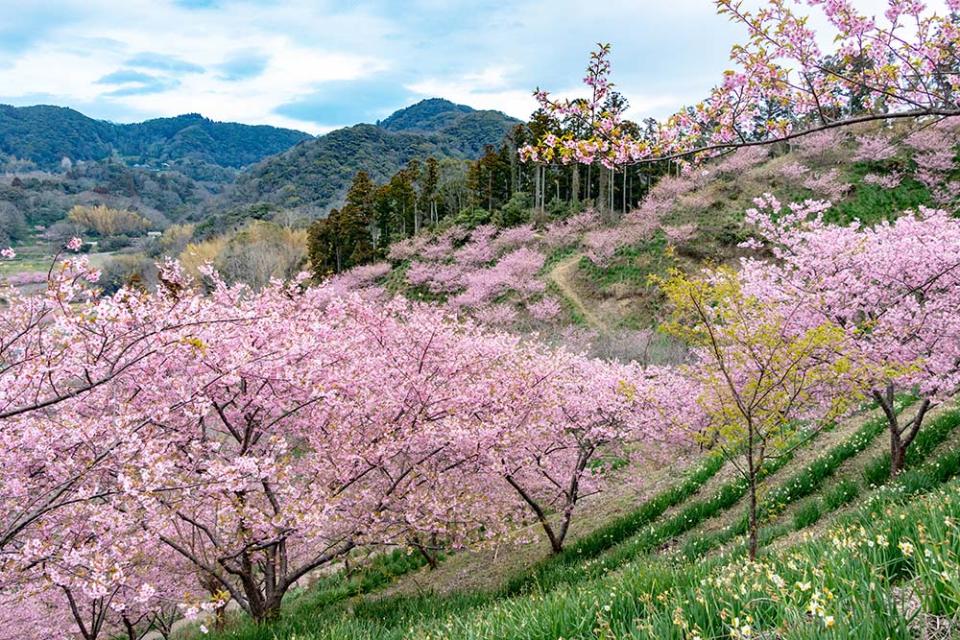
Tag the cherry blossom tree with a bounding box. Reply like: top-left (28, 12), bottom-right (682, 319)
top-left (521, 1), bottom-right (960, 169)
top-left (1, 247), bottom-right (704, 630)
top-left (660, 266), bottom-right (867, 559)
top-left (475, 352), bottom-right (694, 554)
top-left (741, 199), bottom-right (960, 476)
top-left (0, 250), bottom-right (234, 556)
top-left (111, 282), bottom-right (541, 622)
top-left (9, 501), bottom-right (191, 640)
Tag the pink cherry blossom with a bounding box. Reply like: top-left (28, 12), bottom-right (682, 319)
top-left (742, 201), bottom-right (960, 475)
top-left (527, 297), bottom-right (562, 321)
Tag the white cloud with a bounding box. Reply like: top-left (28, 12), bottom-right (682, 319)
top-left (5, 0), bottom-right (934, 131)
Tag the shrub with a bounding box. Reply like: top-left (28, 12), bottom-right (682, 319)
top-left (494, 192), bottom-right (531, 227)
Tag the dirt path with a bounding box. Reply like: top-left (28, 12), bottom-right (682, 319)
top-left (548, 254), bottom-right (607, 331)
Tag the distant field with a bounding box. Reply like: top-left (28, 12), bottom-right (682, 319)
top-left (1, 239), bottom-right (116, 282)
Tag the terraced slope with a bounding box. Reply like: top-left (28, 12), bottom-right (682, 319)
top-left (195, 395), bottom-right (960, 640)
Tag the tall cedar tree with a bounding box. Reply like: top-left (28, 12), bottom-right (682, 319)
top-left (307, 171), bottom-right (376, 276)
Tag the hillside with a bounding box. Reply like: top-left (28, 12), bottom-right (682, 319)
top-left (150, 123), bottom-right (960, 640)
top-left (0, 105), bottom-right (312, 170)
top-left (378, 98), bottom-right (476, 132)
top-left (193, 395), bottom-right (960, 640)
top-left (0, 99), bottom-right (519, 250)
top-left (5, 104), bottom-right (960, 640)
top-left (318, 122), bottom-right (944, 347)
top-left (224, 99), bottom-right (519, 213)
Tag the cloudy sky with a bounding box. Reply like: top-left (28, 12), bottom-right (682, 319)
top-left (0, 1), bottom-right (811, 134)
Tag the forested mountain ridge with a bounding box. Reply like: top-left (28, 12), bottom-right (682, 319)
top-left (224, 99), bottom-right (520, 214)
top-left (378, 98), bottom-right (479, 133)
top-left (0, 99), bottom-right (519, 239)
top-left (0, 104), bottom-right (312, 170)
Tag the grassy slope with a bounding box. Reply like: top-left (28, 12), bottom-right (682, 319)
top-left (180, 127), bottom-right (958, 639)
top-left (559, 137), bottom-right (936, 331)
top-left (196, 398), bottom-right (960, 640)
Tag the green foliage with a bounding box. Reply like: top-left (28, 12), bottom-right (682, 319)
top-left (863, 456), bottom-right (891, 486)
top-left (580, 233), bottom-right (672, 289)
top-left (452, 206), bottom-right (492, 228)
top-left (503, 454), bottom-right (725, 595)
top-left (865, 405), bottom-right (960, 486)
top-left (0, 159), bottom-right (213, 228)
top-left (540, 245), bottom-right (578, 274)
top-left (679, 410), bottom-right (887, 558)
top-left (822, 477), bottom-right (860, 510)
top-left (492, 191), bottom-right (531, 227)
top-left (378, 99), bottom-right (476, 133)
top-left (827, 169), bottom-right (932, 225)
top-left (792, 498), bottom-right (823, 529)
top-left (230, 104), bottom-right (518, 215)
top-left (194, 203), bottom-right (279, 240)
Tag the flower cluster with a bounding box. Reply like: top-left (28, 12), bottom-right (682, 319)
top-left (520, 2), bottom-right (959, 169)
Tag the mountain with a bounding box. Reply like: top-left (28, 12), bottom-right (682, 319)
top-left (0, 105), bottom-right (312, 170)
top-left (223, 99), bottom-right (521, 214)
top-left (0, 99), bottom-right (520, 237)
top-left (378, 98), bottom-right (476, 133)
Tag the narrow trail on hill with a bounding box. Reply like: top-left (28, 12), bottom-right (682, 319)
top-left (548, 254), bottom-right (607, 332)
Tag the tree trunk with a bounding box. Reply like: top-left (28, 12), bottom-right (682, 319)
top-left (571, 165), bottom-right (580, 205)
top-left (411, 537), bottom-right (439, 570)
top-left (534, 165), bottom-right (542, 217)
top-left (609, 167), bottom-right (615, 216)
top-left (745, 417), bottom-right (759, 562)
top-left (504, 474), bottom-right (564, 554)
top-left (747, 455), bottom-right (759, 561)
top-left (872, 384), bottom-right (932, 477)
top-left (259, 597), bottom-right (283, 623)
top-left (200, 573), bottom-right (228, 631)
top-left (122, 617), bottom-right (137, 640)
top-left (597, 168), bottom-right (609, 220)
top-left (622, 168), bottom-right (627, 214)
top-left (532, 166), bottom-right (548, 225)
top-left (890, 433), bottom-right (906, 476)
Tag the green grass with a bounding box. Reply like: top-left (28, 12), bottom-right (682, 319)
top-left (206, 475), bottom-right (960, 640)
top-left (0, 239), bottom-right (53, 276)
top-left (742, 407), bottom-right (960, 557)
top-left (862, 404), bottom-right (960, 485)
top-left (792, 499), bottom-right (823, 529)
top-left (544, 280), bottom-right (588, 326)
top-left (578, 232), bottom-right (673, 290)
top-left (502, 453), bottom-right (725, 595)
top-left (675, 407), bottom-right (892, 559)
top-left (196, 404), bottom-right (960, 640)
top-left (507, 420), bottom-right (835, 589)
top-left (822, 477), bottom-right (860, 511)
top-left (539, 244), bottom-right (578, 274)
top-left (828, 167), bottom-right (933, 226)
top-left (696, 399), bottom-right (960, 556)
